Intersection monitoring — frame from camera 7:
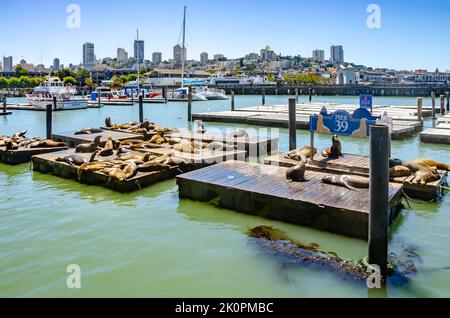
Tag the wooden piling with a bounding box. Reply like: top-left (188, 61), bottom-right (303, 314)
top-left (46, 104), bottom-right (53, 139)
top-left (162, 86), bottom-right (167, 99)
top-left (368, 125), bottom-right (390, 278)
top-left (139, 94), bottom-right (144, 123)
top-left (231, 90), bottom-right (235, 111)
top-left (187, 88), bottom-right (192, 121)
top-left (295, 88), bottom-right (298, 102)
top-left (262, 88), bottom-right (266, 105)
top-left (308, 87), bottom-right (312, 102)
top-left (2, 96), bottom-right (6, 113)
top-left (440, 95), bottom-right (445, 115)
top-left (431, 91), bottom-right (436, 118)
top-left (416, 97), bottom-right (423, 121)
top-left (446, 92), bottom-right (449, 112)
top-left (288, 98), bottom-right (296, 150)
top-left (98, 90), bottom-right (101, 107)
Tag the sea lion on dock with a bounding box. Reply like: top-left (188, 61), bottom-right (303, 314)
top-left (75, 135), bottom-right (101, 153)
top-left (122, 160), bottom-right (138, 180)
top-left (102, 167), bottom-right (127, 181)
top-left (173, 140), bottom-right (198, 153)
top-left (412, 170), bottom-right (440, 185)
top-left (321, 175), bottom-right (369, 191)
top-left (56, 152), bottom-right (97, 166)
top-left (29, 139), bottom-right (67, 148)
top-left (402, 161), bottom-right (437, 174)
top-left (105, 117), bottom-right (113, 128)
top-left (149, 133), bottom-right (167, 144)
top-left (285, 146), bottom-right (316, 161)
top-left (321, 134), bottom-right (342, 158)
top-left (389, 165), bottom-right (411, 178)
top-left (208, 141), bottom-right (236, 152)
top-left (98, 136), bottom-right (114, 157)
top-left (286, 158), bottom-right (306, 182)
top-left (73, 128), bottom-right (103, 135)
top-left (194, 120), bottom-right (206, 134)
top-left (116, 146), bottom-right (131, 155)
top-left (137, 161), bottom-right (171, 172)
top-left (5, 140), bottom-right (19, 150)
top-left (13, 130), bottom-right (27, 139)
top-left (411, 159), bottom-right (449, 171)
top-left (229, 129), bottom-right (248, 138)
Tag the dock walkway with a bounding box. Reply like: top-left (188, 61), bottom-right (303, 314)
top-left (177, 161), bottom-right (404, 239)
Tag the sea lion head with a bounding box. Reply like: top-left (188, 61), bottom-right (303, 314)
top-left (93, 135), bottom-right (102, 145)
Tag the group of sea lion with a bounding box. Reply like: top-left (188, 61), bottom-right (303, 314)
top-left (104, 117), bottom-right (179, 135)
top-left (389, 158), bottom-right (448, 185)
top-left (0, 130), bottom-right (67, 150)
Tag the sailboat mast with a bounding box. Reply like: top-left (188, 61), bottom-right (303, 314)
top-left (136, 29), bottom-right (140, 92)
top-left (181, 5), bottom-right (186, 89)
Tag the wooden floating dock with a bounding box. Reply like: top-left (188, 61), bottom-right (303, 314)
top-left (264, 152), bottom-right (447, 201)
top-left (192, 103), bottom-right (424, 140)
top-left (145, 147), bottom-right (248, 164)
top-left (6, 103), bottom-right (87, 111)
top-left (0, 111), bottom-right (12, 116)
top-left (170, 131), bottom-right (279, 155)
top-left (176, 161), bottom-right (404, 240)
top-left (420, 128), bottom-right (450, 145)
top-left (101, 126), bottom-right (166, 141)
top-left (0, 146), bottom-right (68, 165)
top-left (51, 130), bottom-right (141, 147)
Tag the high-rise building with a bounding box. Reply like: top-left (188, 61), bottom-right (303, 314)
top-left (82, 42), bottom-right (95, 67)
top-left (53, 58), bottom-right (60, 71)
top-left (213, 54), bottom-right (224, 61)
top-left (200, 52), bottom-right (208, 65)
top-left (134, 40), bottom-right (144, 63)
top-left (312, 49), bottom-right (325, 62)
top-left (117, 48), bottom-right (128, 63)
top-left (330, 45), bottom-right (344, 64)
top-left (173, 44), bottom-right (186, 64)
top-left (260, 45), bottom-right (276, 62)
top-left (152, 52), bottom-right (162, 64)
top-left (2, 56), bottom-right (13, 72)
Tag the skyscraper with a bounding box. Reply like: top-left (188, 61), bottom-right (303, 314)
top-left (312, 49), bottom-right (325, 62)
top-left (117, 48), bottom-right (128, 63)
top-left (134, 40), bottom-right (144, 64)
top-left (82, 42), bottom-right (95, 67)
top-left (200, 52), bottom-right (208, 65)
top-left (53, 58), bottom-right (60, 71)
top-left (152, 52), bottom-right (162, 64)
top-left (330, 45), bottom-right (344, 64)
top-left (2, 56), bottom-right (13, 72)
top-left (173, 44), bottom-right (186, 65)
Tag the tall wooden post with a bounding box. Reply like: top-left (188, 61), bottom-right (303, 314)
top-left (288, 98), bottom-right (296, 151)
top-left (431, 91), bottom-right (436, 119)
top-left (2, 96), bottom-right (6, 113)
top-left (98, 90), bottom-right (101, 107)
top-left (139, 94), bottom-right (144, 123)
top-left (187, 88), bottom-right (192, 122)
top-left (162, 86), bottom-right (167, 99)
top-left (295, 88), bottom-right (299, 102)
top-left (231, 90), bottom-right (235, 111)
top-left (440, 95), bottom-right (445, 115)
top-left (416, 97), bottom-right (423, 121)
top-left (308, 87), bottom-right (312, 102)
top-left (446, 92), bottom-right (449, 112)
top-left (368, 125), bottom-right (390, 278)
top-left (46, 104), bottom-right (53, 139)
top-left (262, 88), bottom-right (265, 105)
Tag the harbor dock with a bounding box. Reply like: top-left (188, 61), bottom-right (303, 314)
top-left (420, 115), bottom-right (450, 144)
top-left (51, 130), bottom-right (142, 147)
top-left (0, 146), bottom-right (68, 165)
top-left (192, 102), bottom-right (425, 139)
top-left (176, 161), bottom-right (404, 240)
top-left (264, 152), bottom-right (447, 201)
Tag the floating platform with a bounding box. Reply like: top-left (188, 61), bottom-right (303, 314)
top-left (420, 128), bottom-right (450, 145)
top-left (51, 130), bottom-right (141, 147)
top-left (0, 111), bottom-right (12, 115)
top-left (170, 131), bottom-right (279, 156)
top-left (177, 161), bottom-right (404, 240)
top-left (264, 153), bottom-right (447, 201)
top-left (6, 103), bottom-right (87, 111)
top-left (0, 146), bottom-right (68, 165)
top-left (438, 115), bottom-right (450, 124)
top-left (192, 103), bottom-right (424, 140)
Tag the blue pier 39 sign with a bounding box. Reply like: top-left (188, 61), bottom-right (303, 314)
top-left (309, 107), bottom-right (379, 137)
top-left (359, 94), bottom-right (373, 111)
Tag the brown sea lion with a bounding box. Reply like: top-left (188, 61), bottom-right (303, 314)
top-left (121, 161), bottom-right (138, 180)
top-left (56, 152), bottom-right (97, 166)
top-left (173, 140), bottom-right (198, 153)
top-left (322, 134), bottom-right (342, 158)
top-left (194, 120), bottom-right (206, 134)
top-left (208, 141), bottom-right (236, 151)
top-left (389, 165), bottom-right (411, 178)
top-left (286, 159), bottom-right (306, 182)
top-left (412, 170), bottom-right (440, 185)
top-left (5, 140), bottom-right (19, 150)
top-left (137, 161), bottom-right (171, 172)
top-left (29, 139), bottom-right (67, 148)
top-left (105, 117), bottom-right (113, 128)
top-left (13, 130), bottom-right (27, 138)
top-left (102, 167), bottom-right (127, 181)
top-left (98, 136), bottom-right (114, 156)
top-left (402, 161), bottom-right (437, 174)
top-left (117, 153), bottom-right (153, 162)
top-left (149, 134), bottom-right (167, 144)
top-left (163, 156), bottom-right (188, 166)
top-left (74, 128), bottom-right (103, 135)
top-left (412, 159), bottom-right (449, 171)
top-left (322, 175), bottom-right (369, 191)
top-left (285, 149), bottom-right (305, 161)
top-left (116, 147), bottom-right (131, 155)
top-left (75, 135), bottom-right (101, 153)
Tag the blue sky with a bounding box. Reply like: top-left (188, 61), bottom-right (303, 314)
top-left (0, 0), bottom-right (449, 71)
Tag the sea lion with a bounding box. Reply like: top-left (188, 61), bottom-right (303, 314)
top-left (389, 165), bottom-right (411, 178)
top-left (73, 128), bottom-right (103, 135)
top-left (208, 141), bottom-right (236, 152)
top-left (102, 167), bottom-right (127, 181)
top-left (194, 120), bottom-right (206, 134)
top-left (389, 158), bottom-right (403, 168)
top-left (121, 160), bottom-right (138, 180)
top-left (105, 117), bottom-right (113, 128)
top-left (116, 146), bottom-right (131, 155)
top-left (75, 136), bottom-right (101, 153)
top-left (321, 175), bottom-right (369, 191)
top-left (412, 170), bottom-right (440, 185)
top-left (13, 130), bottom-right (27, 139)
top-left (229, 129), bottom-right (248, 138)
top-left (137, 161), bottom-right (171, 172)
top-left (98, 136), bottom-right (114, 157)
top-left (322, 134), bottom-right (342, 158)
top-left (286, 159), bottom-right (306, 182)
top-left (299, 146), bottom-right (317, 159)
top-left (411, 159), bottom-right (449, 171)
top-left (163, 156), bottom-right (188, 166)
top-left (173, 140), bottom-right (198, 153)
top-left (117, 153), bottom-right (153, 162)
top-left (5, 140), bottom-right (19, 150)
top-left (29, 139), bottom-right (67, 148)
top-left (56, 152), bottom-right (97, 166)
top-left (149, 133), bottom-right (167, 144)
top-left (402, 161), bottom-right (437, 174)
top-left (192, 140), bottom-right (209, 149)
top-left (285, 149), bottom-right (305, 161)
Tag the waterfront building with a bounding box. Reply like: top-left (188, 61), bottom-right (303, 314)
top-left (152, 52), bottom-right (162, 64)
top-left (52, 58), bottom-right (60, 71)
top-left (3, 56), bottom-right (13, 72)
top-left (312, 49), bottom-right (325, 62)
top-left (200, 52), bottom-right (208, 65)
top-left (335, 65), bottom-right (356, 85)
top-left (134, 40), bottom-right (144, 63)
top-left (402, 70), bottom-right (449, 85)
top-left (330, 45), bottom-right (344, 64)
top-left (173, 44), bottom-right (186, 65)
top-left (117, 48), bottom-right (128, 63)
top-left (82, 42), bottom-right (95, 67)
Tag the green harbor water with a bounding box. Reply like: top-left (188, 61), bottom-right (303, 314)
top-left (1, 95), bottom-right (449, 297)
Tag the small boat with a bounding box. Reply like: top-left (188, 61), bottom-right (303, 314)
top-left (26, 77), bottom-right (87, 110)
top-left (167, 87), bottom-right (207, 102)
top-left (194, 87), bottom-right (228, 100)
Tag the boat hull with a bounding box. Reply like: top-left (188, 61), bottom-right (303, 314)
top-left (27, 99), bottom-right (88, 110)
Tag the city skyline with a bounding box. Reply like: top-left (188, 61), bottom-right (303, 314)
top-left (0, 0), bottom-right (449, 71)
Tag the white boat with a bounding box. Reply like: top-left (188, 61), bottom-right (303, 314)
top-left (26, 77), bottom-right (87, 110)
top-left (194, 87), bottom-right (228, 100)
top-left (167, 87), bottom-right (207, 101)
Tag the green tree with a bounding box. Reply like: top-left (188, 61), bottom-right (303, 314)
top-left (8, 77), bottom-right (20, 88)
top-left (126, 74), bottom-right (138, 82)
top-left (111, 76), bottom-right (124, 87)
top-left (84, 77), bottom-right (94, 87)
top-left (0, 77), bottom-right (9, 88)
top-left (57, 68), bottom-right (76, 80)
top-left (15, 66), bottom-right (29, 76)
top-left (63, 76), bottom-right (77, 86)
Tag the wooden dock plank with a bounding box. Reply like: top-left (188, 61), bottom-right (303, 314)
top-left (51, 130), bottom-right (141, 147)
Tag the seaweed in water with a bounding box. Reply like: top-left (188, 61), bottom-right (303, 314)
top-left (247, 225), bottom-right (417, 286)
